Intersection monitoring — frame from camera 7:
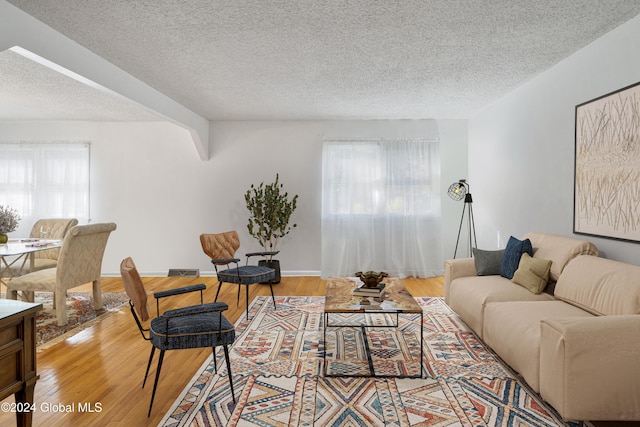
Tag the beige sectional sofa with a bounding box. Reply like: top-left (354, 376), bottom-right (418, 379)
top-left (444, 232), bottom-right (640, 421)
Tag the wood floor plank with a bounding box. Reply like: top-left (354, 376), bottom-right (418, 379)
top-left (0, 276), bottom-right (443, 426)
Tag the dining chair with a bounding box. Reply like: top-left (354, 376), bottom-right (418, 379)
top-left (120, 257), bottom-right (236, 416)
top-left (200, 230), bottom-right (277, 319)
top-left (3, 218), bottom-right (78, 277)
top-left (31, 218), bottom-right (79, 270)
top-left (6, 222), bottom-right (116, 326)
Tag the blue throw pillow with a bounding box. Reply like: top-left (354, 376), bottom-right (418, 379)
top-left (500, 236), bottom-right (533, 279)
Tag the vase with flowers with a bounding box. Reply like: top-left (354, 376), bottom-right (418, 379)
top-left (0, 205), bottom-right (21, 244)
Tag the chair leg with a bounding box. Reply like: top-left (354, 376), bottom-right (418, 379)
top-left (24, 291), bottom-right (35, 303)
top-left (55, 288), bottom-right (68, 326)
top-left (224, 344), bottom-right (236, 403)
top-left (245, 284), bottom-right (249, 320)
top-left (92, 279), bottom-right (103, 309)
top-left (148, 349), bottom-right (166, 417)
top-left (212, 346), bottom-right (218, 373)
top-left (143, 346), bottom-right (156, 388)
top-left (269, 282), bottom-right (276, 311)
top-left (214, 281), bottom-right (222, 302)
top-left (6, 289), bottom-right (17, 300)
top-left (237, 284), bottom-right (241, 304)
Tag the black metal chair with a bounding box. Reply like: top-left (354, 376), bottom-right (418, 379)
top-left (119, 257), bottom-right (235, 416)
top-left (200, 230), bottom-right (277, 319)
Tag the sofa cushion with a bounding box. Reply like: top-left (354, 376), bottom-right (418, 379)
top-left (483, 301), bottom-right (593, 392)
top-left (523, 232), bottom-right (599, 282)
top-left (511, 253), bottom-right (552, 294)
top-left (500, 236), bottom-right (533, 279)
top-left (472, 248), bottom-right (504, 276)
top-left (448, 275), bottom-right (555, 339)
top-left (555, 255), bottom-right (640, 315)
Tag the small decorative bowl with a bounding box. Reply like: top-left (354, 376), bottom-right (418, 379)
top-left (354, 271), bottom-right (389, 288)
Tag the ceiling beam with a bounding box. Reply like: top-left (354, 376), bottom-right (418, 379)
top-left (0, 0), bottom-right (209, 160)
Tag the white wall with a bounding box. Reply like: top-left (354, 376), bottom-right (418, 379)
top-left (469, 14), bottom-right (640, 263)
top-left (1, 119), bottom-right (467, 275)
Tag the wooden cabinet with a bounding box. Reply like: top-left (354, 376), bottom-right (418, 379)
top-left (0, 300), bottom-right (41, 427)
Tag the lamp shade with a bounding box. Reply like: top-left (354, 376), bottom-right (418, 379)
top-left (447, 180), bottom-right (468, 202)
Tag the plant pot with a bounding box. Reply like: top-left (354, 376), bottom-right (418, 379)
top-left (258, 259), bottom-right (281, 284)
top-left (0, 233), bottom-right (7, 244)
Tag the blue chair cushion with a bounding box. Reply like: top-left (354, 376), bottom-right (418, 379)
top-left (150, 311), bottom-right (235, 350)
top-left (217, 265), bottom-right (275, 285)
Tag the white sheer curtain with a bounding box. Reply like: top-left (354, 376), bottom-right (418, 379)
top-left (321, 138), bottom-right (441, 278)
top-left (0, 142), bottom-right (90, 229)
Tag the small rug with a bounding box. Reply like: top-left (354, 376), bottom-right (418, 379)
top-left (160, 296), bottom-right (585, 427)
top-left (2, 291), bottom-right (129, 350)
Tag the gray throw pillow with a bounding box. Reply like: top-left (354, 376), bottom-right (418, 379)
top-left (472, 248), bottom-right (505, 276)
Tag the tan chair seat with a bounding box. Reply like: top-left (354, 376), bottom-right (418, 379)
top-left (7, 268), bottom-right (57, 292)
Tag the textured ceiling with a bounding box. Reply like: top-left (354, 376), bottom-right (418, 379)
top-left (3, 0), bottom-right (640, 121)
top-left (0, 50), bottom-right (163, 121)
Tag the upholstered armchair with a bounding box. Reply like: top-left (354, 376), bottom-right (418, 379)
top-left (120, 257), bottom-right (236, 416)
top-left (6, 222), bottom-right (117, 326)
top-left (200, 230), bottom-right (277, 319)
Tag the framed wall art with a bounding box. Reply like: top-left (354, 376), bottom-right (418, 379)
top-left (574, 80), bottom-right (640, 243)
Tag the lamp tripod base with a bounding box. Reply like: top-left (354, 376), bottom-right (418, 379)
top-left (453, 196), bottom-right (477, 259)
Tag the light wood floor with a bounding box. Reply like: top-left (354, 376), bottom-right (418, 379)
top-left (0, 276), bottom-right (443, 426)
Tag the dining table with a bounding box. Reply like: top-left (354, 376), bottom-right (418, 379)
top-left (0, 239), bottom-right (63, 288)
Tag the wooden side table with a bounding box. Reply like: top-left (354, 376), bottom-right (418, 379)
top-left (0, 300), bottom-right (42, 427)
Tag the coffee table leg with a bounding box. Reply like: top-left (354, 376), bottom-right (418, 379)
top-left (323, 312), bottom-right (423, 379)
top-left (323, 312), bottom-right (327, 375)
top-left (420, 312), bottom-right (424, 378)
top-left (362, 326), bottom-right (376, 376)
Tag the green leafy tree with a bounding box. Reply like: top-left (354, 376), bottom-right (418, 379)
top-left (245, 174), bottom-right (298, 252)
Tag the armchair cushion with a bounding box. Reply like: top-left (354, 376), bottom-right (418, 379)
top-left (151, 311), bottom-right (235, 350)
top-left (218, 265), bottom-right (275, 285)
top-left (5, 267), bottom-right (56, 292)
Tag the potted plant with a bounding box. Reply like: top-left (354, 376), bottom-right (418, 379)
top-left (0, 205), bottom-right (21, 244)
top-left (244, 174), bottom-right (298, 283)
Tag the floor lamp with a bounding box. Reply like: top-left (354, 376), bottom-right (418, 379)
top-left (447, 179), bottom-right (477, 258)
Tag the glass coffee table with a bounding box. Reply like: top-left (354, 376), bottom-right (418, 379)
top-left (323, 277), bottom-right (424, 378)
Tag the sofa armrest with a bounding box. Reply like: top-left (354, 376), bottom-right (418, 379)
top-left (443, 258), bottom-right (476, 304)
top-left (540, 315), bottom-right (640, 421)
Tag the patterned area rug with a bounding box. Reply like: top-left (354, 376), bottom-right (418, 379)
top-left (160, 296), bottom-right (585, 427)
top-left (2, 291), bottom-right (129, 350)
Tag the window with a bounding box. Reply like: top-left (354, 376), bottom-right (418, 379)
top-left (0, 142), bottom-right (90, 224)
top-left (321, 138), bottom-right (441, 278)
top-left (323, 141), bottom-right (437, 216)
